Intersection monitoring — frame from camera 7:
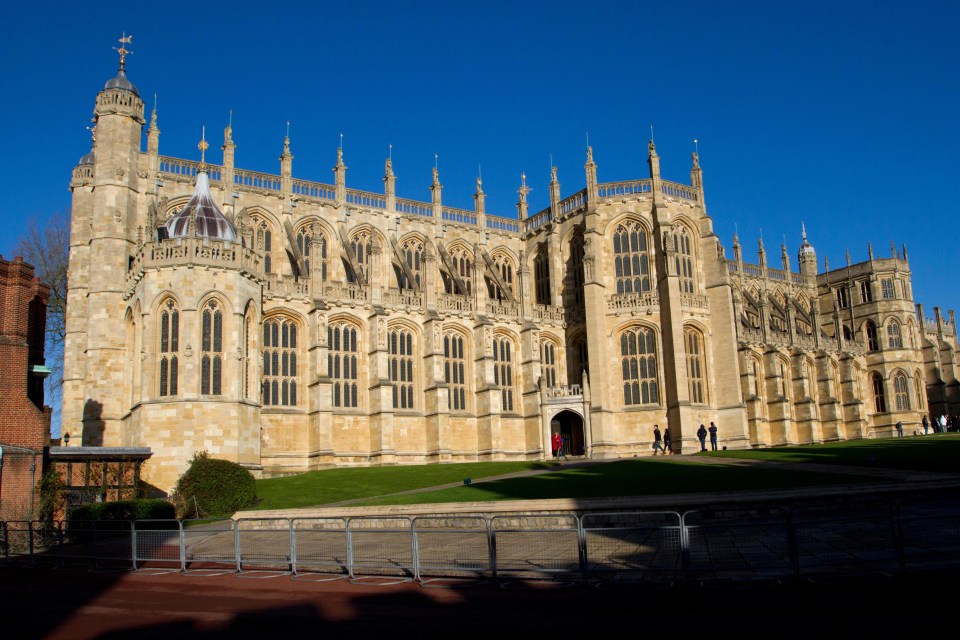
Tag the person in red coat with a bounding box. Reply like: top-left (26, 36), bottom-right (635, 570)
top-left (551, 431), bottom-right (562, 459)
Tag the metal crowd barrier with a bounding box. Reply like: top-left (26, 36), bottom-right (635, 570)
top-left (4, 496), bottom-right (960, 585)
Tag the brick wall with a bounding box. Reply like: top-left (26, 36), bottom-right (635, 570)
top-left (0, 254), bottom-right (52, 520)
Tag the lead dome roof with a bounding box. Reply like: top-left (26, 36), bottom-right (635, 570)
top-left (164, 171), bottom-right (237, 242)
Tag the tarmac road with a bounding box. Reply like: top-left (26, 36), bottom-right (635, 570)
top-left (2, 564), bottom-right (953, 639)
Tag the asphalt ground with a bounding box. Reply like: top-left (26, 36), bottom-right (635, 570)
top-left (2, 564), bottom-right (954, 639)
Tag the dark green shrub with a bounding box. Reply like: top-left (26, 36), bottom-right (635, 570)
top-left (68, 499), bottom-right (176, 523)
top-left (171, 451), bottom-right (257, 518)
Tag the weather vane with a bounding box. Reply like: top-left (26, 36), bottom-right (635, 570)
top-left (113, 33), bottom-right (133, 71)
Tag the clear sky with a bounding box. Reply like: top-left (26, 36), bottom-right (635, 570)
top-left (1, 2), bottom-right (957, 315)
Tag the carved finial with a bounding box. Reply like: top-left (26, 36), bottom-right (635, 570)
top-left (198, 126), bottom-right (209, 170)
top-left (891, 241), bottom-right (897, 258)
top-left (846, 248), bottom-right (851, 266)
top-left (550, 165), bottom-right (558, 183)
top-left (336, 145), bottom-right (344, 167)
top-left (224, 110), bottom-right (233, 145)
top-left (868, 242), bottom-right (874, 260)
top-left (283, 121), bottom-right (291, 155)
top-left (113, 33), bottom-right (133, 73)
top-left (801, 221), bottom-right (808, 241)
top-left (692, 139), bottom-right (700, 168)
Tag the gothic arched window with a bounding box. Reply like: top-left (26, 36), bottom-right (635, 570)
top-left (569, 232), bottom-right (585, 306)
top-left (866, 321), bottom-right (879, 351)
top-left (540, 339), bottom-right (558, 389)
top-left (613, 221), bottom-right (650, 295)
top-left (201, 300), bottom-right (223, 395)
top-left (444, 331), bottom-right (468, 411)
top-left (674, 226), bottom-right (695, 294)
top-left (389, 327), bottom-right (415, 409)
top-left (253, 218), bottom-right (273, 274)
top-left (893, 372), bottom-right (910, 411)
top-left (620, 326), bottom-right (659, 405)
top-left (685, 327), bottom-right (706, 404)
top-left (873, 373), bottom-right (887, 413)
top-left (398, 237), bottom-right (423, 290)
top-left (493, 335), bottom-right (516, 412)
top-left (297, 226), bottom-right (327, 281)
top-left (159, 299), bottom-right (179, 397)
top-left (347, 230), bottom-right (371, 285)
top-left (443, 245), bottom-right (473, 295)
top-left (887, 320), bottom-right (903, 349)
top-left (534, 247), bottom-right (551, 305)
top-left (328, 322), bottom-right (359, 408)
top-left (486, 253), bottom-right (514, 301)
top-left (263, 316), bottom-right (299, 406)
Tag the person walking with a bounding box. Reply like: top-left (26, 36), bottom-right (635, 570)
top-left (895, 420), bottom-right (903, 437)
top-left (696, 424), bottom-right (707, 451)
top-left (708, 422), bottom-right (718, 451)
top-left (551, 431), bottom-right (562, 460)
top-left (922, 415), bottom-right (929, 435)
top-left (663, 427), bottom-right (672, 455)
top-left (652, 425), bottom-right (665, 455)
top-left (939, 414), bottom-right (948, 433)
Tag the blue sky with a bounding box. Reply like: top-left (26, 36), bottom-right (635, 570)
top-left (1, 2), bottom-right (957, 317)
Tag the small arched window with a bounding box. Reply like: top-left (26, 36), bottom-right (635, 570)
top-left (887, 320), bottom-right (903, 349)
top-left (486, 253), bottom-right (514, 301)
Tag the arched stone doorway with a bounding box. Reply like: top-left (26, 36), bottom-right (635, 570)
top-left (550, 409), bottom-right (585, 456)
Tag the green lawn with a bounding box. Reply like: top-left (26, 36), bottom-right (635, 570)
top-left (253, 461), bottom-right (552, 511)
top-left (251, 435), bottom-right (960, 511)
top-left (701, 432), bottom-right (960, 472)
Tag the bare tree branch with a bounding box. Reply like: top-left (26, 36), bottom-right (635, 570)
top-left (14, 211), bottom-right (69, 392)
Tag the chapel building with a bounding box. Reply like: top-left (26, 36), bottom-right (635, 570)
top-left (62, 55), bottom-right (959, 491)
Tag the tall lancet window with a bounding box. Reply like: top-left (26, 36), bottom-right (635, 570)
top-left (254, 219), bottom-right (273, 274)
top-left (159, 300), bottom-right (179, 397)
top-left (201, 300), bottom-right (223, 395)
top-left (329, 322), bottom-right (359, 408)
top-left (534, 247), bottom-right (551, 305)
top-left (398, 237), bottom-right (424, 290)
top-left (674, 226), bottom-right (695, 293)
top-left (263, 317), bottom-right (298, 406)
top-left (613, 221), bottom-right (650, 294)
top-left (347, 230), bottom-right (371, 285)
top-left (486, 253), bottom-right (514, 301)
top-left (444, 245), bottom-right (473, 295)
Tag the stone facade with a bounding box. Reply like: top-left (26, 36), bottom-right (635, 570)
top-left (63, 61), bottom-right (960, 493)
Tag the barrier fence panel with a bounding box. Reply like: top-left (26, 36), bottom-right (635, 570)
top-left (182, 519), bottom-right (238, 575)
top-left (1, 521), bottom-right (38, 565)
top-left (581, 511), bottom-right (683, 585)
top-left (791, 498), bottom-right (900, 578)
top-left (346, 516), bottom-right (416, 583)
top-left (412, 516), bottom-right (491, 584)
top-left (291, 517), bottom-right (349, 581)
top-left (683, 507), bottom-right (793, 584)
top-left (491, 515), bottom-right (582, 584)
top-left (89, 520), bottom-right (136, 572)
top-left (896, 495), bottom-right (960, 574)
top-left (59, 519), bottom-right (100, 569)
top-left (236, 518), bottom-right (293, 576)
top-left (134, 520), bottom-right (184, 572)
